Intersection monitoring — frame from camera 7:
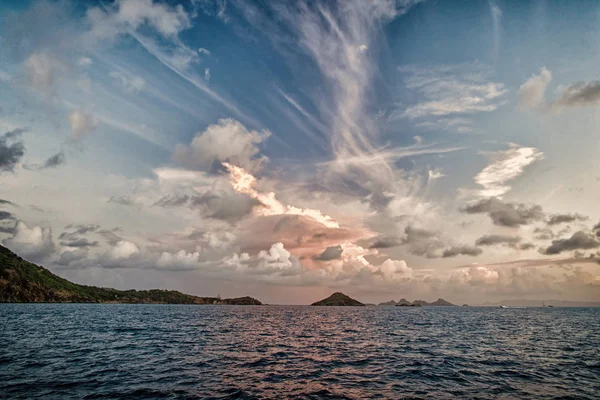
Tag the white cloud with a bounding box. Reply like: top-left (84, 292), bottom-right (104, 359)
top-left (3, 221), bottom-right (55, 261)
top-left (204, 68), bottom-right (210, 82)
top-left (157, 249), bottom-right (200, 269)
top-left (86, 0), bottom-right (191, 41)
top-left (109, 71), bottom-right (146, 93)
top-left (473, 146), bottom-right (544, 198)
top-left (24, 52), bottom-right (69, 94)
top-left (198, 47), bottom-right (211, 55)
top-left (68, 110), bottom-right (98, 141)
top-left (400, 64), bottom-right (507, 119)
top-left (517, 67), bottom-right (552, 110)
top-left (174, 118), bottom-right (270, 172)
top-left (109, 240), bottom-right (139, 259)
top-left (77, 57), bottom-right (93, 67)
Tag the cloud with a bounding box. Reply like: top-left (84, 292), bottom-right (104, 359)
top-left (547, 213), bottom-right (588, 226)
top-left (204, 68), bottom-right (210, 82)
top-left (2, 221), bottom-right (56, 261)
top-left (442, 245), bottom-right (483, 258)
top-left (472, 146), bottom-right (543, 198)
top-left (60, 238), bottom-right (98, 248)
top-left (174, 119), bottom-right (270, 172)
top-left (0, 211), bottom-right (16, 221)
top-left (463, 197), bottom-right (544, 227)
top-left (551, 81), bottom-right (600, 109)
top-left (107, 195), bottom-right (135, 206)
top-left (56, 248), bottom-right (89, 266)
top-left (0, 199), bottom-right (17, 207)
top-left (68, 110), bottom-right (98, 141)
top-left (43, 151), bottom-right (66, 168)
top-left (108, 240), bottom-right (140, 259)
top-left (109, 71), bottom-right (146, 93)
top-left (24, 51), bottom-right (69, 94)
top-left (86, 0), bottom-right (191, 42)
top-left (399, 64), bottom-right (507, 119)
top-left (0, 129), bottom-right (26, 172)
top-left (313, 245), bottom-right (343, 261)
top-left (475, 234), bottom-right (521, 246)
top-left (517, 67), bottom-right (552, 110)
top-left (593, 222), bottom-right (600, 237)
top-left (223, 163), bottom-right (340, 228)
top-left (198, 48), bottom-right (211, 55)
top-left (543, 231), bottom-right (600, 255)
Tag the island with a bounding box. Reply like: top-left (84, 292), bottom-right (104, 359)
top-left (377, 298), bottom-right (456, 307)
top-left (0, 245), bottom-right (262, 304)
top-left (311, 292), bottom-right (364, 306)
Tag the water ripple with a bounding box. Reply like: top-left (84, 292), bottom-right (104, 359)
top-left (1, 305), bottom-right (599, 399)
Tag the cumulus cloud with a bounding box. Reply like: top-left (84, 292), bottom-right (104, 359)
top-left (547, 213), bottom-right (588, 226)
top-left (473, 146), bottom-right (543, 198)
top-left (108, 240), bottom-right (139, 259)
top-left (0, 128), bottom-right (26, 172)
top-left (543, 231), bottom-right (600, 255)
top-left (517, 67), bottom-right (552, 110)
top-left (442, 245), bottom-right (483, 258)
top-left (56, 248), bottom-right (89, 266)
top-left (475, 234), bottom-right (521, 246)
top-left (593, 222), bottom-right (600, 237)
top-left (60, 238), bottom-right (98, 248)
top-left (2, 221), bottom-right (56, 261)
top-left (68, 110), bottom-right (98, 141)
top-left (174, 119), bottom-right (270, 172)
top-left (463, 197), bottom-right (544, 227)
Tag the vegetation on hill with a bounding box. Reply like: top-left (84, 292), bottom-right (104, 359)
top-left (311, 292), bottom-right (364, 306)
top-left (0, 245), bottom-right (261, 304)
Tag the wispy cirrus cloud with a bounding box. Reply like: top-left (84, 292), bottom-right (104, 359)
top-left (471, 146), bottom-right (544, 198)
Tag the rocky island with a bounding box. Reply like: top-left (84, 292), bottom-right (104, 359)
top-left (0, 245), bottom-right (261, 304)
top-left (377, 298), bottom-right (456, 307)
top-left (311, 292), bottom-right (364, 306)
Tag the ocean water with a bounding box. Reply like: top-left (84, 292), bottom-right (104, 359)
top-left (1, 305), bottom-right (599, 399)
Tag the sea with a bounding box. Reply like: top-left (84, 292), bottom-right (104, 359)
top-left (1, 304), bottom-right (599, 399)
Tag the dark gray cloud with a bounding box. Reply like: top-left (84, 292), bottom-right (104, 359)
top-left (0, 211), bottom-right (15, 221)
top-left (154, 194), bottom-right (190, 207)
top-left (98, 228), bottom-right (122, 246)
top-left (553, 81), bottom-right (600, 108)
top-left (107, 195), bottom-right (135, 206)
top-left (442, 245), bottom-right (483, 258)
top-left (534, 227), bottom-right (555, 240)
top-left (63, 224), bottom-right (100, 236)
top-left (543, 231), bottom-right (600, 255)
top-left (59, 224), bottom-right (100, 247)
top-left (463, 197), bottom-right (544, 227)
top-left (547, 213), bottom-right (587, 226)
top-left (0, 128), bottom-right (26, 172)
top-left (60, 238), bottom-right (98, 248)
top-left (475, 234), bottom-right (521, 246)
top-left (519, 243), bottom-right (536, 251)
top-left (313, 245), bottom-right (343, 261)
top-left (593, 222), bottom-right (600, 237)
top-left (369, 236), bottom-right (402, 249)
top-left (0, 199), bottom-right (17, 207)
top-left (42, 151), bottom-right (66, 168)
top-left (154, 192), bottom-right (258, 222)
top-left (401, 225), bottom-right (445, 258)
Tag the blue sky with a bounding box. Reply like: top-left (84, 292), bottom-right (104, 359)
top-left (1, 0), bottom-right (600, 304)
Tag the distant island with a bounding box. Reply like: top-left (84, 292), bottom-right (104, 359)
top-left (378, 298), bottom-right (456, 307)
top-left (0, 245), bottom-right (261, 305)
top-left (311, 292), bottom-right (364, 306)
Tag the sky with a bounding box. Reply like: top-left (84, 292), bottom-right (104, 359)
top-left (1, 0), bottom-right (600, 305)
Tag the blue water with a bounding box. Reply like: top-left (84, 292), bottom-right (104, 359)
top-left (1, 305), bottom-right (599, 399)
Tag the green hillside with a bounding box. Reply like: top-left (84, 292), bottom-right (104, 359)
top-left (0, 245), bottom-right (261, 304)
